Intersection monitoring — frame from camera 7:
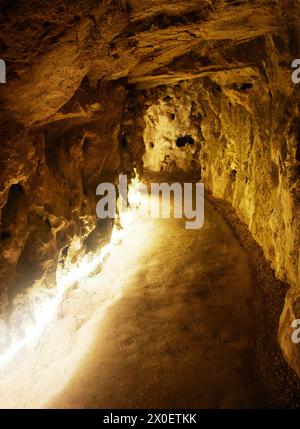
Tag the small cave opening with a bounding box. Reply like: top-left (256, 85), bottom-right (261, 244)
top-left (1, 230), bottom-right (11, 240)
top-left (82, 136), bottom-right (94, 155)
top-left (176, 135), bottom-right (195, 148)
top-left (235, 82), bottom-right (253, 91)
top-left (120, 133), bottom-right (128, 149)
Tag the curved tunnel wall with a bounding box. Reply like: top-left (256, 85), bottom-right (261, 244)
top-left (139, 67), bottom-right (300, 375)
top-left (0, 0), bottom-right (299, 379)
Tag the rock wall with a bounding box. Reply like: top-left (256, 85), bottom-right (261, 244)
top-left (196, 75), bottom-right (300, 376)
top-left (0, 79), bottom-right (132, 340)
top-left (139, 32), bottom-right (300, 376)
top-left (143, 87), bottom-right (202, 173)
top-left (0, 0), bottom-right (299, 377)
top-left (141, 67), bottom-right (299, 288)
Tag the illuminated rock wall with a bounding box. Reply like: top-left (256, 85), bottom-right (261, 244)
top-left (0, 80), bottom-right (129, 329)
top-left (143, 87), bottom-right (202, 173)
top-left (140, 55), bottom-right (300, 376)
top-left (0, 0), bottom-right (299, 376)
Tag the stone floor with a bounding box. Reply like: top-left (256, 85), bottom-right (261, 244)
top-left (0, 174), bottom-right (289, 408)
top-left (48, 188), bottom-right (264, 408)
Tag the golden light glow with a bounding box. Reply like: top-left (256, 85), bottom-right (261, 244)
top-left (0, 172), bottom-right (142, 368)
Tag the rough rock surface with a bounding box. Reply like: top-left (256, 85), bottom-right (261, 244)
top-left (143, 88), bottom-right (202, 173)
top-left (0, 0), bottom-right (299, 377)
top-left (0, 79), bottom-right (129, 336)
top-left (0, 0), bottom-right (279, 125)
top-left (140, 70), bottom-right (300, 375)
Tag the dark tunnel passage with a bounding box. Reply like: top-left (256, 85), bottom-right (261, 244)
top-left (0, 0), bottom-right (299, 410)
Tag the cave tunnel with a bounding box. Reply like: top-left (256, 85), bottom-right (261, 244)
top-left (0, 0), bottom-right (300, 412)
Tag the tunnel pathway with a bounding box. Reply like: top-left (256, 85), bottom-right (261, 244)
top-left (48, 176), bottom-right (265, 409)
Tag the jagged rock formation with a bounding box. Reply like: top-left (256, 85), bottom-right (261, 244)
top-left (140, 73), bottom-right (300, 377)
top-left (0, 80), bottom-right (126, 335)
top-left (0, 0), bottom-right (299, 377)
top-left (143, 87), bottom-right (202, 173)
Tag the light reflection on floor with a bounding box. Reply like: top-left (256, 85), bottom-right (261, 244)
top-left (0, 215), bottom-right (156, 409)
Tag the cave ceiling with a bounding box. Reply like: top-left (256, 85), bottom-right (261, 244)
top-left (0, 0), bottom-right (287, 126)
